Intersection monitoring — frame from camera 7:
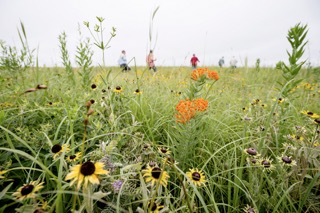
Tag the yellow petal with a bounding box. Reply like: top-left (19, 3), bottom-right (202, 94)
top-left (88, 174), bottom-right (100, 185)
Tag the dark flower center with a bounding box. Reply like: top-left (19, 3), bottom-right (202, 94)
top-left (116, 86), bottom-right (121, 90)
top-left (91, 84), bottom-right (97, 89)
top-left (282, 156), bottom-right (292, 164)
top-left (51, 144), bottom-right (62, 153)
top-left (251, 158), bottom-right (257, 164)
top-left (135, 89), bottom-right (140, 93)
top-left (160, 148), bottom-right (167, 153)
top-left (295, 135), bottom-right (300, 140)
top-left (151, 167), bottom-right (161, 179)
top-left (21, 184), bottom-right (34, 195)
top-left (90, 99), bottom-right (95, 104)
top-left (278, 98), bottom-right (282, 101)
top-left (261, 160), bottom-right (271, 168)
top-left (80, 161), bottom-right (96, 176)
top-left (148, 202), bottom-right (157, 211)
top-left (102, 89), bottom-right (106, 93)
top-left (246, 148), bottom-right (257, 155)
top-left (307, 111), bottom-right (314, 115)
top-left (314, 118), bottom-right (320, 124)
top-left (192, 172), bottom-right (201, 181)
top-left (69, 155), bottom-right (76, 160)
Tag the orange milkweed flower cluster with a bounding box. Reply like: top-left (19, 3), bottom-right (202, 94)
top-left (175, 98), bottom-right (209, 123)
top-left (191, 68), bottom-right (219, 81)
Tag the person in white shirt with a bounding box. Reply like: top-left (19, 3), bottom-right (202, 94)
top-left (230, 56), bottom-right (238, 69)
top-left (118, 50), bottom-right (131, 72)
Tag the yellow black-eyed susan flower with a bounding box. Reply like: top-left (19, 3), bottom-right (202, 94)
top-left (244, 148), bottom-right (260, 156)
top-left (260, 103), bottom-right (267, 108)
top-left (277, 155), bottom-right (297, 167)
top-left (289, 134), bottom-right (304, 142)
top-left (273, 97), bottom-right (285, 104)
top-left (186, 168), bottom-right (206, 187)
top-left (162, 155), bottom-right (178, 167)
top-left (147, 201), bottom-right (164, 213)
top-left (142, 165), bottom-right (169, 187)
top-left (51, 144), bottom-right (70, 159)
top-left (301, 110), bottom-right (320, 119)
top-left (242, 107), bottom-right (248, 112)
top-left (259, 158), bottom-right (274, 171)
top-left (246, 157), bottom-right (257, 165)
top-left (0, 170), bottom-right (7, 179)
top-left (251, 99), bottom-right (261, 106)
top-left (65, 161), bottom-right (109, 189)
top-left (13, 181), bottom-right (44, 201)
top-left (66, 152), bottom-right (82, 163)
top-left (134, 89), bottom-right (142, 95)
top-left (113, 86), bottom-right (123, 93)
top-left (158, 147), bottom-right (171, 155)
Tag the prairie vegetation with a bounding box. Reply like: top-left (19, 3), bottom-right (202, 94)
top-left (0, 21), bottom-right (320, 213)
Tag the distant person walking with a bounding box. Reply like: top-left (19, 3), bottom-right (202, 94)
top-left (118, 50), bottom-right (131, 72)
top-left (218, 56), bottom-right (225, 68)
top-left (230, 56), bottom-right (238, 69)
top-left (146, 50), bottom-right (157, 72)
top-left (190, 54), bottom-right (200, 69)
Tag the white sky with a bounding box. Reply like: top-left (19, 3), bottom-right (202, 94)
top-left (1, 0), bottom-right (319, 67)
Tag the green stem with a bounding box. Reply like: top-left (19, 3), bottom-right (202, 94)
top-left (84, 184), bottom-right (93, 213)
top-left (80, 117), bottom-right (88, 164)
top-left (204, 80), bottom-right (217, 99)
top-left (172, 164), bottom-right (193, 213)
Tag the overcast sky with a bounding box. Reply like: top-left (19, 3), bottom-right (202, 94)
top-left (1, 0), bottom-right (319, 67)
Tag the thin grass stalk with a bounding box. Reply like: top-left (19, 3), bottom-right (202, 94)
top-left (172, 164), bottom-right (193, 213)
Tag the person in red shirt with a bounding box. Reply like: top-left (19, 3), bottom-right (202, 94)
top-left (190, 54), bottom-right (200, 69)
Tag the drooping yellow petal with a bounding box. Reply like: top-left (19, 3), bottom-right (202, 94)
top-left (88, 174), bottom-right (100, 185)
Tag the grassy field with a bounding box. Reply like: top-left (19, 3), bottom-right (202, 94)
top-left (0, 63), bottom-right (320, 212)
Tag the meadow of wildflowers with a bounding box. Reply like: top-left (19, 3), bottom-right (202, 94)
top-left (0, 22), bottom-right (320, 213)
